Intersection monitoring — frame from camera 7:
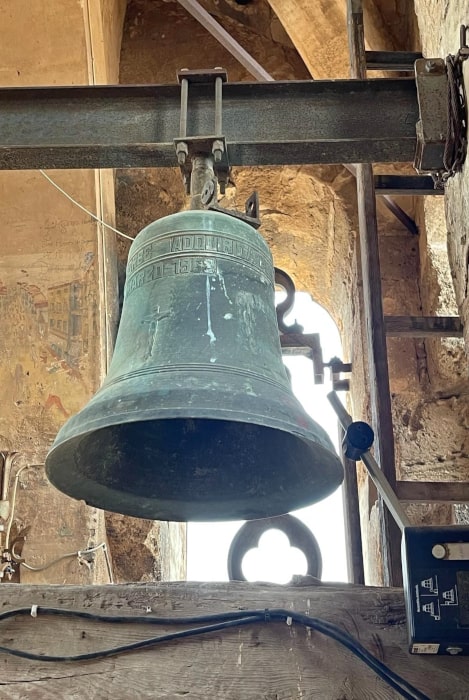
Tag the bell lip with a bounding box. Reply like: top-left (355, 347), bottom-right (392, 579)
top-left (48, 403), bottom-right (338, 458)
top-left (45, 423), bottom-right (344, 522)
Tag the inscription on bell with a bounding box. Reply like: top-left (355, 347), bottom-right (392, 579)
top-left (169, 234), bottom-right (268, 272)
top-left (126, 257), bottom-right (218, 296)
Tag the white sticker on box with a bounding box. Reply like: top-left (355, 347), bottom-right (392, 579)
top-left (411, 643), bottom-right (440, 654)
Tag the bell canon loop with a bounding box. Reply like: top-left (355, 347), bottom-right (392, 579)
top-left (45, 210), bottom-right (344, 521)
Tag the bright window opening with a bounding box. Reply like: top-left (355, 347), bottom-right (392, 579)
top-left (187, 292), bottom-right (348, 583)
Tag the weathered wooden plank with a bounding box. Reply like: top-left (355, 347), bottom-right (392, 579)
top-left (385, 316), bottom-right (463, 338)
top-left (396, 480), bottom-right (469, 504)
top-left (347, 0), bottom-right (402, 588)
top-left (0, 581), bottom-right (467, 699)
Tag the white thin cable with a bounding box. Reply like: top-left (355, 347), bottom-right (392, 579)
top-left (39, 169), bottom-right (135, 242)
top-left (5, 464), bottom-right (44, 550)
top-left (13, 541), bottom-right (113, 582)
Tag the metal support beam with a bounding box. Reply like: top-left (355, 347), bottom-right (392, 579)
top-left (0, 80), bottom-right (419, 170)
top-left (385, 316), bottom-right (463, 337)
top-left (339, 427), bottom-right (365, 585)
top-left (347, 0), bottom-right (402, 587)
top-left (365, 51), bottom-right (423, 71)
top-left (176, 0), bottom-right (273, 82)
top-left (396, 481), bottom-right (469, 504)
top-left (375, 175), bottom-right (444, 195)
top-left (380, 194), bottom-right (418, 235)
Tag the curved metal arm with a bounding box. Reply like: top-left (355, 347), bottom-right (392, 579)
top-left (327, 391), bottom-right (411, 532)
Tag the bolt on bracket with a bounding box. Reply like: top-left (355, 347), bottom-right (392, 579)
top-left (174, 68), bottom-right (230, 195)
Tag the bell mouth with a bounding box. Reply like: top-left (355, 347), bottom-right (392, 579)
top-left (46, 417), bottom-right (343, 521)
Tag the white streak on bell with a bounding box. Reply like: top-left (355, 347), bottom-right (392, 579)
top-left (205, 275), bottom-right (216, 345)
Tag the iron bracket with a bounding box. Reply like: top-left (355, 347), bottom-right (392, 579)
top-left (208, 191), bottom-right (261, 229)
top-left (414, 58), bottom-right (448, 175)
top-left (275, 268), bottom-right (304, 334)
top-left (174, 68), bottom-right (230, 194)
top-left (324, 356), bottom-right (352, 392)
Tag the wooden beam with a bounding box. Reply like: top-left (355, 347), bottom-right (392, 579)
top-left (347, 0), bottom-right (402, 587)
top-left (385, 316), bottom-right (463, 337)
top-left (0, 581), bottom-right (468, 698)
top-left (396, 481), bottom-right (469, 504)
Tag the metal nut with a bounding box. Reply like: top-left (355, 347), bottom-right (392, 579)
top-left (425, 60), bottom-right (438, 73)
top-left (212, 139), bottom-right (224, 163)
top-left (176, 141), bottom-right (188, 166)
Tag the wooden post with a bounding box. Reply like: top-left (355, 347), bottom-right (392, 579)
top-left (0, 582), bottom-right (467, 698)
top-left (347, 0), bottom-right (402, 586)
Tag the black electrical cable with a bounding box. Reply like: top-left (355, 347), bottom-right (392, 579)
top-left (0, 606), bottom-right (431, 700)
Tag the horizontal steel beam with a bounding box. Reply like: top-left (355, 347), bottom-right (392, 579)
top-left (374, 175), bottom-right (443, 195)
top-left (385, 316), bottom-right (463, 337)
top-left (0, 79), bottom-right (419, 170)
top-left (396, 481), bottom-right (469, 504)
top-left (365, 51), bottom-right (423, 71)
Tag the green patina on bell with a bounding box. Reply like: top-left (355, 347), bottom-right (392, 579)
top-left (45, 210), bottom-right (343, 521)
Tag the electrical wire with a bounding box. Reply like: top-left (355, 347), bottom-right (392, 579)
top-left (39, 170), bottom-right (135, 242)
top-left (5, 464), bottom-right (44, 551)
top-left (0, 606), bottom-right (430, 700)
top-left (4, 464), bottom-right (114, 583)
top-left (11, 541), bottom-right (114, 583)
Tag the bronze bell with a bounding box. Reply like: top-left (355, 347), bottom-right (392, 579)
top-left (45, 210), bottom-right (343, 521)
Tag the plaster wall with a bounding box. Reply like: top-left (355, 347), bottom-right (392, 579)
top-left (0, 0), bottom-right (186, 586)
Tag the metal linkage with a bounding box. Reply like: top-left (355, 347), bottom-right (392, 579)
top-left (328, 392), bottom-right (411, 533)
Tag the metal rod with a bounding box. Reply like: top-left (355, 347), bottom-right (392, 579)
top-left (381, 194), bottom-right (418, 235)
top-left (328, 392), bottom-right (411, 533)
top-left (214, 76), bottom-right (223, 136)
top-left (176, 0), bottom-right (273, 82)
top-left (179, 77), bottom-right (189, 138)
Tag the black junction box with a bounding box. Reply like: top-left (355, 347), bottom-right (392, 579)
top-left (402, 526), bottom-right (469, 655)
